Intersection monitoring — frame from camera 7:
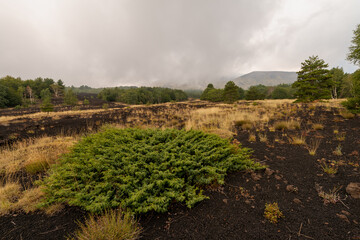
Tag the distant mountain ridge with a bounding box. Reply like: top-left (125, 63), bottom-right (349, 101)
top-left (233, 71), bottom-right (297, 89)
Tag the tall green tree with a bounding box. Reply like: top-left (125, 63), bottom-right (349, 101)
top-left (64, 89), bottom-right (78, 106)
top-left (223, 81), bottom-right (240, 103)
top-left (292, 56), bottom-right (332, 102)
top-left (342, 70), bottom-right (360, 112)
top-left (329, 67), bottom-right (345, 99)
top-left (245, 85), bottom-right (267, 100)
top-left (200, 84), bottom-right (215, 101)
top-left (347, 24), bottom-right (360, 67)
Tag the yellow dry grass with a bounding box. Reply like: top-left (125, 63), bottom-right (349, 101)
top-left (0, 182), bottom-right (22, 215)
top-left (0, 108), bottom-right (123, 124)
top-left (0, 136), bottom-right (77, 176)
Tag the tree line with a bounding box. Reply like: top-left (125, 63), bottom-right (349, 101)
top-left (0, 76), bottom-right (65, 108)
top-left (200, 82), bottom-right (296, 103)
top-left (97, 87), bottom-right (188, 104)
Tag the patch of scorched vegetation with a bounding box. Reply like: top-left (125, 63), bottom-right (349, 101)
top-left (39, 127), bottom-right (262, 214)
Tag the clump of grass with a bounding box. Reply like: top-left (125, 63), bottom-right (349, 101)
top-left (248, 133), bottom-right (257, 142)
top-left (264, 202), bottom-right (284, 224)
top-left (333, 144), bottom-right (342, 156)
top-left (335, 132), bottom-right (346, 141)
top-left (258, 133), bottom-right (267, 143)
top-left (320, 161), bottom-right (338, 175)
top-left (0, 182), bottom-right (22, 215)
top-left (288, 134), bottom-right (306, 145)
top-left (274, 121), bottom-right (287, 130)
top-left (312, 123), bottom-right (324, 130)
top-left (306, 139), bottom-right (321, 156)
top-left (315, 184), bottom-right (342, 205)
top-left (234, 120), bottom-right (253, 130)
top-left (340, 111), bottom-right (355, 119)
top-left (273, 120), bottom-right (300, 131)
top-left (69, 209), bottom-right (141, 240)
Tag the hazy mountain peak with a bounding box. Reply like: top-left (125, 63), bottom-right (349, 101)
top-left (233, 71), bottom-right (297, 89)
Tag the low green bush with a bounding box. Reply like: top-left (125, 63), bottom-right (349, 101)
top-left (40, 128), bottom-right (261, 214)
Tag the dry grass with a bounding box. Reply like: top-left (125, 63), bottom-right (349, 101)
top-left (312, 123), bottom-right (324, 130)
top-left (335, 132), bottom-right (346, 141)
top-left (0, 182), bottom-right (22, 215)
top-left (306, 139), bottom-right (321, 156)
top-left (69, 209), bottom-right (141, 240)
top-left (185, 106), bottom-right (273, 138)
top-left (0, 108), bottom-right (119, 124)
top-left (0, 136), bottom-right (77, 176)
top-left (333, 144), bottom-right (342, 156)
top-left (315, 184), bottom-right (342, 205)
top-left (273, 120), bottom-right (301, 131)
top-left (288, 134), bottom-right (306, 145)
top-left (320, 161), bottom-right (338, 175)
top-left (15, 187), bottom-right (45, 213)
top-left (339, 110), bottom-right (355, 119)
top-left (258, 133), bottom-right (268, 143)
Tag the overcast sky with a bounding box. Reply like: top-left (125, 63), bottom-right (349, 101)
top-left (0, 0), bottom-right (359, 89)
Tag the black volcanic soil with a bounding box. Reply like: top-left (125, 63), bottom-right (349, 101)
top-left (0, 104), bottom-right (359, 240)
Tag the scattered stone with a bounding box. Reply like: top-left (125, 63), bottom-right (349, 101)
top-left (324, 222), bottom-right (329, 225)
top-left (223, 199), bottom-right (228, 204)
top-left (265, 168), bottom-right (274, 176)
top-left (293, 198), bottom-right (302, 204)
top-left (274, 175), bottom-right (282, 180)
top-left (286, 185), bottom-right (297, 192)
top-left (245, 199), bottom-right (251, 204)
top-left (341, 210), bottom-right (351, 216)
top-left (336, 214), bottom-right (350, 223)
top-left (251, 172), bottom-right (262, 181)
top-left (354, 220), bottom-right (359, 224)
top-left (346, 182), bottom-right (360, 198)
top-left (283, 180), bottom-right (288, 185)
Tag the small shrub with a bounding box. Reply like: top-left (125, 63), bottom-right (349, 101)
top-left (69, 209), bottom-right (141, 240)
top-left (264, 202), bottom-right (284, 224)
top-left (40, 128), bottom-right (262, 214)
top-left (83, 98), bottom-right (90, 105)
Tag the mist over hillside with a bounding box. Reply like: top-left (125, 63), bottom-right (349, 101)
top-left (233, 71), bottom-right (298, 89)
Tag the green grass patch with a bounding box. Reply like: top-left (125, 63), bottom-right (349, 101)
top-left (39, 128), bottom-right (262, 214)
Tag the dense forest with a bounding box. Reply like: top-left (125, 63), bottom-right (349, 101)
top-left (97, 87), bottom-right (188, 104)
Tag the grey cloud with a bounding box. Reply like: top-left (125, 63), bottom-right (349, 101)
top-left (0, 0), bottom-right (359, 89)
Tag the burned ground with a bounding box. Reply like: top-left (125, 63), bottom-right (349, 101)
top-left (0, 101), bottom-right (359, 240)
